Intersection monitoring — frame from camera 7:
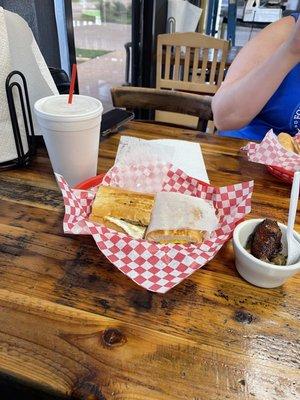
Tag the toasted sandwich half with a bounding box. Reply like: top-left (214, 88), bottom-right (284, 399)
top-left (146, 191), bottom-right (218, 244)
top-left (89, 186), bottom-right (154, 239)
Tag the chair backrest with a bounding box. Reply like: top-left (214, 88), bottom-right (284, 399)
top-left (156, 32), bottom-right (229, 95)
top-left (111, 86), bottom-right (212, 130)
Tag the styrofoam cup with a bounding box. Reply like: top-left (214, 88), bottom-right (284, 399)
top-left (34, 94), bottom-right (103, 186)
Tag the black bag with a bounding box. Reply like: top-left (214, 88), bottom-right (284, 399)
top-left (49, 67), bottom-right (70, 94)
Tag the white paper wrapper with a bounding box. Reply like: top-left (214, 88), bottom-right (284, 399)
top-left (116, 136), bottom-right (210, 183)
top-left (146, 191), bottom-right (219, 234)
top-left (115, 136), bottom-right (175, 166)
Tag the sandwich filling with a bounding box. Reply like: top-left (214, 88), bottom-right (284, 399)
top-left (105, 216), bottom-right (146, 239)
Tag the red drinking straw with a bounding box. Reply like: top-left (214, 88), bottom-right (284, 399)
top-left (68, 64), bottom-right (77, 104)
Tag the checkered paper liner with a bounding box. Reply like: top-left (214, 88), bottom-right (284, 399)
top-left (242, 130), bottom-right (300, 172)
top-left (56, 164), bottom-right (254, 293)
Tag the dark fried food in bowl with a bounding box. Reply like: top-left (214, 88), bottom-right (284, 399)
top-left (246, 219), bottom-right (287, 265)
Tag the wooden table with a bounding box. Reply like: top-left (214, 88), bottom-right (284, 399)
top-left (0, 121), bottom-right (299, 400)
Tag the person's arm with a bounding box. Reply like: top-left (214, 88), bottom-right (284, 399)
top-left (212, 17), bottom-right (300, 131)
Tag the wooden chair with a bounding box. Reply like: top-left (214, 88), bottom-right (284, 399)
top-left (156, 32), bottom-right (229, 94)
top-left (111, 86), bottom-right (212, 131)
top-left (156, 32), bottom-right (229, 130)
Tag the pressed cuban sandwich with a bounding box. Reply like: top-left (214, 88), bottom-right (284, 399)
top-left (89, 186), bottom-right (218, 244)
top-left (145, 191), bottom-right (218, 245)
top-left (89, 185), bottom-right (154, 239)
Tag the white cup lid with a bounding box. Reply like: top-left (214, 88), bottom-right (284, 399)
top-left (34, 95), bottom-right (103, 121)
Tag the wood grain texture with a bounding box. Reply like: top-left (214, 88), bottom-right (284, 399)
top-left (111, 87), bottom-right (213, 121)
top-left (0, 122), bottom-right (299, 400)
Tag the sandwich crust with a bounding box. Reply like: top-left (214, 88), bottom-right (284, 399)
top-left (146, 229), bottom-right (206, 244)
top-left (89, 185), bottom-right (154, 228)
top-left (293, 139), bottom-right (300, 155)
top-left (278, 132), bottom-right (296, 153)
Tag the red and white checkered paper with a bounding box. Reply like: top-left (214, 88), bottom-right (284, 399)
top-left (243, 130), bottom-right (300, 172)
top-left (56, 164), bottom-right (254, 293)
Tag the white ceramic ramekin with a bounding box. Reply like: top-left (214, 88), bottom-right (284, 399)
top-left (233, 219), bottom-right (300, 288)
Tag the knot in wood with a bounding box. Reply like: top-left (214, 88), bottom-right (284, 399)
top-left (102, 328), bottom-right (126, 347)
top-left (234, 309), bottom-right (254, 324)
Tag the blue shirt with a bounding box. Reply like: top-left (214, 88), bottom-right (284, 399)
top-left (219, 13), bottom-right (300, 141)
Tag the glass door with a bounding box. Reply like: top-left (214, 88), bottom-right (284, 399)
top-left (71, 0), bottom-right (132, 111)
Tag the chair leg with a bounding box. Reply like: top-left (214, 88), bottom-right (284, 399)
top-left (206, 120), bottom-right (216, 134)
top-left (197, 119), bottom-right (208, 132)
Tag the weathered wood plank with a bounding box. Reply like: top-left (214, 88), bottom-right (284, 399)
top-left (0, 177), bottom-right (62, 210)
top-left (0, 223), bottom-right (299, 373)
top-left (0, 289), bottom-right (298, 400)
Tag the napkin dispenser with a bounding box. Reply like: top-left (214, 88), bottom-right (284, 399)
top-left (0, 7), bottom-right (58, 168)
top-left (1, 70), bottom-right (36, 169)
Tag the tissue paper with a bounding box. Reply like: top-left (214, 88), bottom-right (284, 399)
top-left (115, 136), bottom-right (209, 182)
top-left (0, 7), bottom-right (58, 163)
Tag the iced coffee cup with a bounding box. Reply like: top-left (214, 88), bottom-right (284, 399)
top-left (34, 94), bottom-right (103, 186)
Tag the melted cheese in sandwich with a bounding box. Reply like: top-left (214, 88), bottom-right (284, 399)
top-left (105, 217), bottom-right (146, 239)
